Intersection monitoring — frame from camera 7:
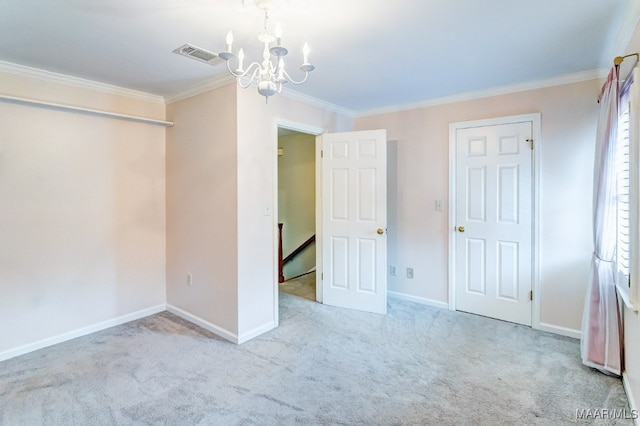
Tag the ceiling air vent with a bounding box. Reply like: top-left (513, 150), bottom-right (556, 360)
top-left (173, 44), bottom-right (223, 66)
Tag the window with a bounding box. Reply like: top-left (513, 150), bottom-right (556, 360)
top-left (616, 69), bottom-right (639, 311)
top-left (616, 100), bottom-right (630, 288)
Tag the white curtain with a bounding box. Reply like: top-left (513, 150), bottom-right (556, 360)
top-left (580, 67), bottom-right (623, 376)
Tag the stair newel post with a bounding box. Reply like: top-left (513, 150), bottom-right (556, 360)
top-left (278, 223), bottom-right (284, 283)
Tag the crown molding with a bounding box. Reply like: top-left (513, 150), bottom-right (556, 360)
top-left (280, 87), bottom-right (355, 118)
top-left (606, 0), bottom-right (640, 64)
top-left (355, 69), bottom-right (608, 117)
top-left (165, 76), bottom-right (355, 118)
top-left (0, 60), bottom-right (165, 104)
top-left (164, 74), bottom-right (236, 104)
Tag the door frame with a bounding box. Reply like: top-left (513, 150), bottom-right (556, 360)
top-left (448, 113), bottom-right (541, 330)
top-left (272, 118), bottom-right (326, 328)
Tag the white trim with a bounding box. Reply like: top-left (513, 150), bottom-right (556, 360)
top-left (531, 116), bottom-right (543, 330)
top-left (0, 304), bottom-right (166, 362)
top-left (606, 0), bottom-right (640, 67)
top-left (357, 69), bottom-right (606, 117)
top-left (275, 119), bottom-right (326, 137)
top-left (164, 74), bottom-right (235, 104)
top-left (272, 120), bottom-right (280, 329)
top-left (164, 77), bottom-right (355, 116)
top-left (0, 94), bottom-right (174, 127)
top-left (237, 322), bottom-right (276, 344)
top-left (281, 87), bottom-right (356, 118)
top-left (388, 291), bottom-right (449, 310)
top-left (166, 304), bottom-right (239, 344)
top-left (315, 134), bottom-right (325, 305)
top-left (0, 60), bottom-right (165, 104)
top-left (618, 283), bottom-right (639, 312)
top-left (448, 123), bottom-right (458, 312)
top-left (537, 322), bottom-right (581, 340)
top-left (273, 118), bottom-right (327, 324)
top-left (623, 372), bottom-right (640, 426)
top-left (448, 113), bottom-right (542, 329)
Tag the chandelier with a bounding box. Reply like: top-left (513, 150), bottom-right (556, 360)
top-left (218, 0), bottom-right (315, 102)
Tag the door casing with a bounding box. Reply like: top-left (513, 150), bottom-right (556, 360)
top-left (273, 118), bottom-right (326, 328)
top-left (448, 113), bottom-right (542, 330)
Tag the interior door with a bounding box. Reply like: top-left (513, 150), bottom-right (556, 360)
top-left (454, 121), bottom-right (533, 326)
top-left (319, 130), bottom-right (387, 314)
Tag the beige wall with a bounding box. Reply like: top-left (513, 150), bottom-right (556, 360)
top-left (236, 89), bottom-right (353, 340)
top-left (355, 79), bottom-right (600, 335)
top-left (0, 71), bottom-right (166, 359)
top-left (278, 132), bottom-right (316, 279)
top-left (165, 83), bottom-right (240, 337)
top-left (0, 70), bottom-right (165, 119)
top-left (165, 86), bottom-right (352, 342)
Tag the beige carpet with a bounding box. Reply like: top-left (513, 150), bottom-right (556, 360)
top-left (279, 271), bottom-right (316, 301)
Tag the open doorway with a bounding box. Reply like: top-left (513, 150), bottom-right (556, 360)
top-left (273, 125), bottom-right (388, 324)
top-left (277, 127), bottom-right (317, 302)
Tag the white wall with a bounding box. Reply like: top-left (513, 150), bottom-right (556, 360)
top-left (0, 69), bottom-right (167, 359)
top-left (278, 132), bottom-right (316, 279)
top-left (355, 79), bottom-right (599, 335)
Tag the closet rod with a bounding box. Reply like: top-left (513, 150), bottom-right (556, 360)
top-left (0, 94), bottom-right (174, 127)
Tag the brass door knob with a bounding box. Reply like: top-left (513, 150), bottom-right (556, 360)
top-left (377, 228), bottom-right (384, 235)
top-left (458, 226), bottom-right (465, 232)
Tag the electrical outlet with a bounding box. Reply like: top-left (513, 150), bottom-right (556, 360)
top-left (406, 268), bottom-right (414, 279)
top-left (390, 265), bottom-right (397, 276)
top-left (186, 273), bottom-right (192, 287)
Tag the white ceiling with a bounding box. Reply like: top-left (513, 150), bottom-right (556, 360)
top-left (0, 0), bottom-right (636, 112)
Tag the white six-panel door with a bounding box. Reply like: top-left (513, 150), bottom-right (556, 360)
top-left (320, 130), bottom-right (387, 314)
top-left (454, 121), bottom-right (533, 326)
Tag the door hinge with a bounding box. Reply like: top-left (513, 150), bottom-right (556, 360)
top-left (526, 138), bottom-right (534, 150)
top-left (321, 150), bottom-right (324, 158)
top-left (321, 272), bottom-right (323, 280)
top-left (529, 290), bottom-right (533, 301)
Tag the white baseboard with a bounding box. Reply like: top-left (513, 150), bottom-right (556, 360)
top-left (388, 291), bottom-right (449, 310)
top-left (238, 321), bottom-right (276, 344)
top-left (166, 304), bottom-right (239, 344)
top-left (623, 372), bottom-right (640, 426)
top-left (536, 322), bottom-right (581, 339)
top-left (0, 304), bottom-right (166, 363)
top-left (389, 292), bottom-right (582, 340)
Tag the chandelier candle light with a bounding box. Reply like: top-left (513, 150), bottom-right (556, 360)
top-left (218, 0), bottom-right (315, 102)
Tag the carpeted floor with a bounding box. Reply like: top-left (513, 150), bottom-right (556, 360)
top-left (0, 282), bottom-right (632, 425)
top-left (279, 271), bottom-right (316, 301)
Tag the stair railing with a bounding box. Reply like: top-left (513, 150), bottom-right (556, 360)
top-left (278, 223), bottom-right (315, 283)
